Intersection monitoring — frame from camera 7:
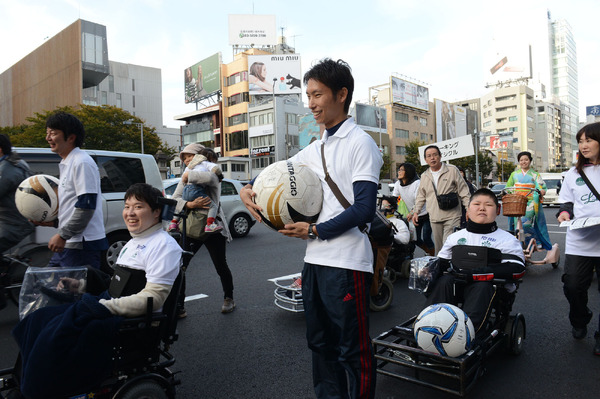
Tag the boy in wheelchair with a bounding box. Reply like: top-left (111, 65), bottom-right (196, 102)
top-left (8, 184), bottom-right (183, 399)
top-left (424, 188), bottom-right (525, 335)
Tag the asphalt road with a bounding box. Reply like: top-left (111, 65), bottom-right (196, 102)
top-left (1, 207), bottom-right (599, 398)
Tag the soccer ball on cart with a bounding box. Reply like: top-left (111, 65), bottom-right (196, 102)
top-left (253, 161), bottom-right (323, 231)
top-left (413, 303), bottom-right (475, 357)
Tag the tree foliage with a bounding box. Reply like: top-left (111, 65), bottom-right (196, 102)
top-left (404, 139), bottom-right (428, 175)
top-left (5, 105), bottom-right (177, 156)
top-left (380, 153), bottom-right (392, 180)
top-left (496, 161), bottom-right (517, 182)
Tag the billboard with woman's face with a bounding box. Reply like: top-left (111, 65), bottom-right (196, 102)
top-left (247, 54), bottom-right (302, 95)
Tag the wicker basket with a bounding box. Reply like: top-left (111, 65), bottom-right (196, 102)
top-left (502, 194), bottom-right (528, 217)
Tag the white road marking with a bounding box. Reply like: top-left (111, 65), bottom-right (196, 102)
top-left (184, 294), bottom-right (208, 302)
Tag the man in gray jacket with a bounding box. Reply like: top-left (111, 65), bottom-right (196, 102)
top-left (0, 134), bottom-right (34, 309)
top-left (411, 145), bottom-right (470, 255)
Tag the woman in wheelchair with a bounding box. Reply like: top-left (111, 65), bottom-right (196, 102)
top-left (425, 188), bottom-right (525, 334)
top-left (10, 183), bottom-right (183, 399)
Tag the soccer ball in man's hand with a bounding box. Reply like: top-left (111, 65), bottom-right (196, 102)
top-left (253, 161), bottom-right (323, 231)
top-left (15, 174), bottom-right (60, 223)
top-left (413, 303), bottom-right (475, 357)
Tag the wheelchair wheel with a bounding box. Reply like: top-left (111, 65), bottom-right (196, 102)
top-left (370, 278), bottom-right (393, 312)
top-left (119, 380), bottom-right (168, 399)
top-left (505, 313), bottom-right (526, 355)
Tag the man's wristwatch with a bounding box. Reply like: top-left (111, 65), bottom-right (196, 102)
top-left (307, 223), bottom-right (317, 239)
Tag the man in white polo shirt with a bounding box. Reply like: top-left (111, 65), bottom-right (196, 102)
top-left (241, 59), bottom-right (382, 399)
top-left (43, 112), bottom-right (107, 269)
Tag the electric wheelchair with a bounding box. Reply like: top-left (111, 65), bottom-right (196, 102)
top-left (373, 246), bottom-right (526, 397)
top-left (0, 198), bottom-right (193, 399)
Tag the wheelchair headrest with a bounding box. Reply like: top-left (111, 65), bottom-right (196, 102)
top-left (157, 197), bottom-right (177, 221)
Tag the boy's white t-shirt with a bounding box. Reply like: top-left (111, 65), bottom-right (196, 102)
top-left (187, 160), bottom-right (218, 174)
top-left (559, 165), bottom-right (600, 256)
top-left (438, 227), bottom-right (525, 266)
top-left (116, 228), bottom-right (181, 286)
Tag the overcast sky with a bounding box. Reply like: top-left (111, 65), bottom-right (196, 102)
top-left (1, 0), bottom-right (597, 128)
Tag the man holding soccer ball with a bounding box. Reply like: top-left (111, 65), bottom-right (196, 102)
top-left (241, 59), bottom-right (382, 399)
top-left (40, 112), bottom-right (107, 269)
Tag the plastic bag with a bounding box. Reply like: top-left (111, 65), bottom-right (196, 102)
top-left (408, 256), bottom-right (440, 294)
top-left (19, 266), bottom-right (88, 320)
top-left (397, 198), bottom-right (410, 218)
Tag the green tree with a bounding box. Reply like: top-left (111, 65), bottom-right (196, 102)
top-left (405, 139), bottom-right (428, 175)
top-left (7, 105), bottom-right (176, 156)
top-left (496, 161), bottom-right (516, 181)
top-left (380, 153), bottom-right (392, 180)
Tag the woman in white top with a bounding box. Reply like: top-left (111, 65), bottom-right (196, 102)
top-left (392, 163), bottom-right (434, 256)
top-left (557, 122), bottom-right (600, 354)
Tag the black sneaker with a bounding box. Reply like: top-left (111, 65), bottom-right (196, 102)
top-left (177, 308), bottom-right (187, 319)
top-left (572, 326), bottom-right (587, 340)
top-left (594, 332), bottom-right (600, 356)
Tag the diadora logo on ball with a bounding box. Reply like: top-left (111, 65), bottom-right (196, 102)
top-left (286, 162), bottom-right (298, 196)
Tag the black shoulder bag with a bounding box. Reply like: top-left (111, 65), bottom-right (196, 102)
top-left (579, 169), bottom-right (600, 202)
top-left (431, 176), bottom-right (460, 210)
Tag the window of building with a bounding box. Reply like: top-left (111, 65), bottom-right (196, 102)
top-left (174, 161), bottom-right (180, 168)
top-left (419, 117), bottom-right (427, 126)
top-left (226, 92), bottom-right (249, 107)
top-left (232, 163), bottom-right (245, 172)
top-left (395, 146), bottom-right (406, 155)
top-left (226, 113), bottom-right (248, 127)
top-left (252, 156), bottom-right (275, 169)
top-left (221, 164), bottom-right (228, 172)
top-left (286, 113), bottom-right (298, 125)
top-left (395, 128), bottom-right (409, 139)
top-left (395, 112), bottom-right (409, 122)
top-left (413, 116), bottom-right (418, 121)
top-left (108, 76), bottom-right (114, 93)
top-left (116, 93), bottom-right (122, 108)
top-left (132, 95), bottom-right (135, 108)
top-left (227, 130), bottom-right (248, 151)
top-left (509, 127), bottom-right (518, 132)
top-left (82, 32), bottom-right (104, 65)
top-left (420, 133), bottom-right (428, 141)
top-left (250, 135), bottom-right (274, 147)
top-left (413, 131), bottom-right (419, 137)
top-left (132, 79), bottom-right (135, 91)
top-left (225, 71), bottom-right (249, 87)
top-left (483, 121), bottom-right (491, 127)
top-left (509, 116), bottom-right (518, 121)
top-left (101, 91), bottom-right (107, 105)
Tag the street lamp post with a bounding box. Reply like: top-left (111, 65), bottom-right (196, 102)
top-left (123, 120), bottom-right (144, 154)
top-left (272, 79), bottom-right (277, 161)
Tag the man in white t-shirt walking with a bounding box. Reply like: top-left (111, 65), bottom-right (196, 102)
top-left (42, 112), bottom-right (107, 269)
top-left (411, 145), bottom-right (470, 255)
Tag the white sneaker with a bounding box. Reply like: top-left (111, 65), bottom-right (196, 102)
top-left (204, 223), bottom-right (223, 233)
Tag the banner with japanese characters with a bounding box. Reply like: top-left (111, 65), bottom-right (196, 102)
top-left (418, 135), bottom-right (475, 166)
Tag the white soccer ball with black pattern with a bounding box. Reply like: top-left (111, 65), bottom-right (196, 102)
top-left (253, 161), bottom-right (323, 231)
top-left (413, 303), bottom-right (475, 357)
top-left (15, 174), bottom-right (60, 223)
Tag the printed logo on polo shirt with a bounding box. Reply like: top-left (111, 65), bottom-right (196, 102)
top-left (576, 177), bottom-right (585, 186)
top-left (481, 241), bottom-right (492, 247)
top-left (580, 192), bottom-right (598, 204)
top-left (457, 238), bottom-right (467, 245)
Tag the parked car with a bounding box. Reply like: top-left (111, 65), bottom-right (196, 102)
top-left (162, 177), bottom-right (256, 238)
top-left (540, 173), bottom-right (563, 206)
top-left (490, 183), bottom-right (506, 201)
top-left (15, 147), bottom-right (164, 271)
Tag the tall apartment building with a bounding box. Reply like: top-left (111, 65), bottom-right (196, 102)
top-left (480, 86), bottom-right (535, 164)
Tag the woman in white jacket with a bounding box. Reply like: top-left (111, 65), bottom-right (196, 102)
top-left (392, 163), bottom-right (434, 256)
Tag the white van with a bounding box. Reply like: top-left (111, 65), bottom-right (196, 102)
top-left (15, 148), bottom-right (164, 271)
top-left (540, 173), bottom-right (563, 206)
